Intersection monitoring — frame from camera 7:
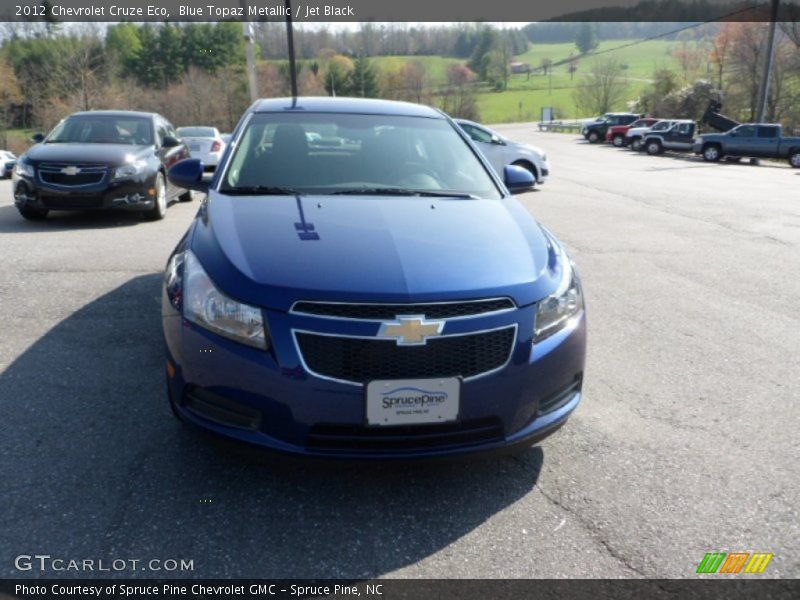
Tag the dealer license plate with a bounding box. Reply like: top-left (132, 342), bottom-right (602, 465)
top-left (366, 378), bottom-right (460, 427)
top-left (189, 144), bottom-right (201, 152)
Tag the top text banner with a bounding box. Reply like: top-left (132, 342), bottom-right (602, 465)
top-left (0, 0), bottom-right (798, 23)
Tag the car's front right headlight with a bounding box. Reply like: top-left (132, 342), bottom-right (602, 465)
top-left (181, 250), bottom-right (268, 350)
top-left (534, 245), bottom-right (584, 343)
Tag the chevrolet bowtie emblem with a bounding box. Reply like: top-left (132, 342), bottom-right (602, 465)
top-left (378, 315), bottom-right (444, 346)
top-left (61, 166), bottom-right (81, 175)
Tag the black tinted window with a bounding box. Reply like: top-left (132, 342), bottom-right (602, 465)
top-left (757, 126), bottom-right (778, 138)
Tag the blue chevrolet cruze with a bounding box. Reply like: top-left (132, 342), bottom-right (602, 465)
top-left (162, 97), bottom-right (586, 459)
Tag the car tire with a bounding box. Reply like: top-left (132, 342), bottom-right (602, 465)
top-left (144, 173), bottom-right (167, 220)
top-left (18, 206), bottom-right (49, 220)
top-left (512, 161), bottom-right (538, 187)
top-left (702, 144), bottom-right (722, 162)
top-left (587, 131), bottom-right (600, 143)
top-left (789, 151), bottom-right (800, 169)
top-left (612, 134), bottom-right (624, 147)
top-left (178, 190), bottom-right (193, 203)
top-left (646, 140), bottom-right (663, 155)
top-left (631, 137), bottom-right (642, 151)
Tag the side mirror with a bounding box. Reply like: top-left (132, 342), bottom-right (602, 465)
top-left (729, 131), bottom-right (737, 137)
top-left (31, 133), bottom-right (45, 144)
top-left (162, 135), bottom-right (181, 148)
top-left (491, 134), bottom-right (504, 145)
top-left (168, 158), bottom-right (209, 193)
top-left (504, 165), bottom-right (535, 195)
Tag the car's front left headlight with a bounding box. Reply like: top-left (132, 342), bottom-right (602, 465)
top-left (178, 250), bottom-right (268, 350)
top-left (534, 245), bottom-right (583, 343)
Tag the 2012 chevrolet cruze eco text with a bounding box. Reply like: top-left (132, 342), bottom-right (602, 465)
top-left (162, 97), bottom-right (586, 459)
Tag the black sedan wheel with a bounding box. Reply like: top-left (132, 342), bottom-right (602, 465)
top-left (145, 173), bottom-right (167, 221)
top-left (587, 131), bottom-right (600, 143)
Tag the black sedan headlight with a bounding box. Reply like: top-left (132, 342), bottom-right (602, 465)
top-left (166, 250), bottom-right (269, 350)
top-left (113, 159), bottom-right (147, 181)
top-left (14, 158), bottom-right (34, 179)
top-left (534, 246), bottom-right (584, 342)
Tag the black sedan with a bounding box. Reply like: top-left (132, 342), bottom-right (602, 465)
top-left (13, 111), bottom-right (192, 221)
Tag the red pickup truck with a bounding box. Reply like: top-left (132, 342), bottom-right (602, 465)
top-left (605, 118), bottom-right (660, 147)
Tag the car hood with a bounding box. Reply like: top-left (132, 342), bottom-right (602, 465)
top-left (25, 143), bottom-right (153, 165)
top-left (190, 192), bottom-right (561, 311)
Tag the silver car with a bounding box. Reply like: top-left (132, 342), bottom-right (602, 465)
top-left (177, 127), bottom-right (226, 171)
top-left (455, 119), bottom-right (550, 186)
top-left (1, 150), bottom-right (16, 179)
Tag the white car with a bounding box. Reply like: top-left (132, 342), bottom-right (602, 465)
top-left (1, 150), bottom-right (16, 179)
top-left (455, 119), bottom-right (550, 186)
top-left (626, 120), bottom-right (677, 151)
top-left (177, 126), bottom-right (226, 171)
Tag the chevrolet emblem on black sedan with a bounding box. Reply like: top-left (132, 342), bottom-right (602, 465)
top-left (378, 316), bottom-right (444, 346)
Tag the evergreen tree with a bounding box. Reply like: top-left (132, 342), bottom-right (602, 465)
top-left (575, 23), bottom-right (599, 55)
top-left (348, 56), bottom-right (380, 98)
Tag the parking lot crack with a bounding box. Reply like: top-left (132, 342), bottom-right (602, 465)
top-left (536, 485), bottom-right (650, 578)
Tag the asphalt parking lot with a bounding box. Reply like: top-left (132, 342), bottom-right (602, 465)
top-left (1, 129), bottom-right (798, 579)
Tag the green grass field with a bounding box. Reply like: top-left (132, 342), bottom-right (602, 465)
top-left (368, 41), bottom-right (684, 123)
top-left (478, 40), bottom-right (683, 123)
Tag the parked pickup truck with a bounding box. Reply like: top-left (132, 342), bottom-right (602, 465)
top-left (643, 120), bottom-right (697, 155)
top-left (582, 113), bottom-right (640, 143)
top-left (694, 123), bottom-right (800, 167)
top-left (626, 119), bottom-right (677, 151)
top-left (605, 117), bottom-right (660, 147)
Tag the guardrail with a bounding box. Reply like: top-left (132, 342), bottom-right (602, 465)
top-left (537, 121), bottom-right (583, 133)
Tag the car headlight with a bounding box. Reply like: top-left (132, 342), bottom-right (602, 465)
top-left (178, 250), bottom-right (268, 350)
top-left (113, 160), bottom-right (147, 180)
top-left (14, 159), bottom-right (33, 178)
top-left (534, 244), bottom-right (583, 343)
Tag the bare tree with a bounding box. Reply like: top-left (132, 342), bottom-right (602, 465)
top-left (572, 58), bottom-right (630, 116)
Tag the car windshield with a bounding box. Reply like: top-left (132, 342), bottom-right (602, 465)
top-left (220, 113), bottom-right (502, 199)
top-left (178, 127), bottom-right (216, 138)
top-left (47, 115), bottom-right (154, 145)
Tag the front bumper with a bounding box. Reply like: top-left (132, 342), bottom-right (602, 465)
top-left (163, 303), bottom-right (586, 459)
top-left (13, 172), bottom-right (157, 212)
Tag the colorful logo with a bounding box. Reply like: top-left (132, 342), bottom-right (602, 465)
top-left (696, 552), bottom-right (773, 574)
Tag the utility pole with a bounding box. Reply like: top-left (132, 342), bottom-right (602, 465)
top-left (285, 0), bottom-right (299, 98)
top-left (756, 0), bottom-right (780, 123)
top-left (240, 0), bottom-right (258, 102)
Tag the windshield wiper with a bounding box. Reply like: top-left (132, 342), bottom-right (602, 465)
top-left (221, 186), bottom-right (303, 196)
top-left (330, 187), bottom-right (477, 199)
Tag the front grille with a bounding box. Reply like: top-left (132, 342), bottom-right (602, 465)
top-left (40, 195), bottom-right (103, 209)
top-left (307, 417), bottom-right (504, 454)
top-left (292, 298), bottom-right (515, 320)
top-left (38, 163), bottom-right (107, 187)
top-left (296, 326), bottom-right (516, 384)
